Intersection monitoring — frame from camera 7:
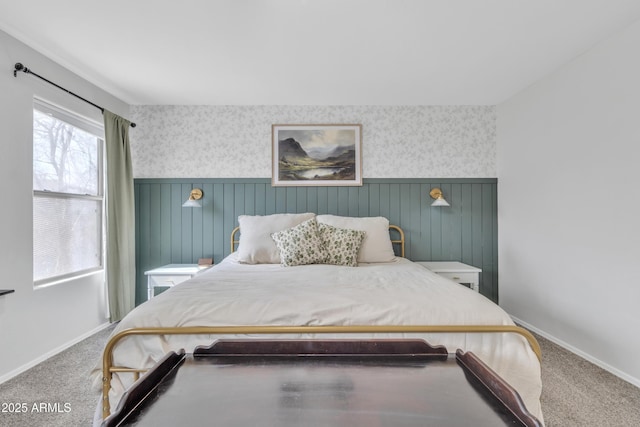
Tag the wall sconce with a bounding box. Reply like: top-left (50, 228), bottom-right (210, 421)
top-left (429, 188), bottom-right (450, 207)
top-left (182, 188), bottom-right (203, 208)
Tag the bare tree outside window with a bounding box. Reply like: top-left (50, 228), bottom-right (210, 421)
top-left (33, 103), bottom-right (104, 285)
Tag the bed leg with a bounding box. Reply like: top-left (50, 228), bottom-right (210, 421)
top-left (102, 376), bottom-right (111, 419)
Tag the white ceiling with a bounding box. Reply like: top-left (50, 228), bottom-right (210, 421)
top-left (2, 0), bottom-right (640, 105)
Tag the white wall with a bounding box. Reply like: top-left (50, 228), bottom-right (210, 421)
top-left (498, 20), bottom-right (640, 385)
top-left (0, 30), bottom-right (130, 382)
top-left (130, 105), bottom-right (496, 178)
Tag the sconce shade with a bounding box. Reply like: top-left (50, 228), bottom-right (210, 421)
top-left (429, 188), bottom-right (450, 207)
top-left (183, 188), bottom-right (203, 208)
top-left (431, 197), bottom-right (450, 207)
top-left (182, 199), bottom-right (202, 208)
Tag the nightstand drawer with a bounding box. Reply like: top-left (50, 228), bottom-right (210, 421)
top-left (436, 272), bottom-right (478, 284)
top-left (148, 275), bottom-right (192, 288)
top-left (145, 264), bottom-right (212, 300)
top-left (416, 261), bottom-right (482, 292)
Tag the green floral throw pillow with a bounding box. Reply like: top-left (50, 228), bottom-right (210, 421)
top-left (318, 223), bottom-right (366, 267)
top-left (271, 218), bottom-right (328, 267)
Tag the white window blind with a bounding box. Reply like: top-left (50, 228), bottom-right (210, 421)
top-left (33, 99), bottom-right (104, 286)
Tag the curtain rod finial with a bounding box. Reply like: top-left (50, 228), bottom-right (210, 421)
top-left (14, 62), bottom-right (25, 77)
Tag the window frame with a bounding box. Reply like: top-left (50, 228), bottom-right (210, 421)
top-left (32, 98), bottom-right (105, 287)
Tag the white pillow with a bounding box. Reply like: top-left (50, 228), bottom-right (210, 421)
top-left (237, 213), bottom-right (315, 264)
top-left (316, 215), bottom-right (396, 263)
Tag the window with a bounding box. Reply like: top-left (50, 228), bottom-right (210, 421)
top-left (33, 99), bottom-right (104, 286)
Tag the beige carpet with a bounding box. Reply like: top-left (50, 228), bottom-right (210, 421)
top-left (0, 325), bottom-right (115, 427)
top-left (0, 325), bottom-right (638, 426)
top-left (534, 330), bottom-right (640, 426)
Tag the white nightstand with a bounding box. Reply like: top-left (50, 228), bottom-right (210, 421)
top-left (145, 264), bottom-right (211, 300)
top-left (417, 261), bottom-right (482, 292)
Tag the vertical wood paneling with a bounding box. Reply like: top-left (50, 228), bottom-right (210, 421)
top-left (408, 183), bottom-right (421, 260)
top-left (262, 185), bottom-right (273, 215)
top-left (244, 183), bottom-right (255, 215)
top-left (255, 183), bottom-right (266, 215)
top-left (448, 183), bottom-right (462, 261)
top-left (135, 178), bottom-right (498, 303)
top-left (369, 184), bottom-right (380, 217)
top-left (492, 184), bottom-right (499, 301)
top-left (223, 183), bottom-right (235, 253)
top-left (180, 184), bottom-right (193, 263)
top-left (460, 183), bottom-right (473, 266)
top-left (400, 185), bottom-right (412, 259)
top-left (275, 187), bottom-right (286, 212)
top-left (234, 184), bottom-right (245, 220)
top-left (348, 187), bottom-right (359, 216)
top-left (439, 183), bottom-right (453, 260)
top-left (317, 187), bottom-right (328, 214)
top-left (137, 184), bottom-right (151, 304)
top-left (201, 183), bottom-right (214, 259)
top-left (419, 184), bottom-right (432, 262)
top-left (430, 184), bottom-right (443, 261)
top-left (388, 184), bottom-right (400, 227)
top-left (379, 184), bottom-right (390, 220)
top-left (213, 185), bottom-right (221, 252)
top-left (471, 183), bottom-right (483, 270)
top-left (170, 184), bottom-right (182, 262)
top-left (149, 184), bottom-right (161, 265)
top-left (327, 187), bottom-right (338, 213)
top-left (160, 184), bottom-right (172, 264)
top-left (337, 187), bottom-right (349, 216)
top-left (482, 183), bottom-right (496, 302)
top-left (306, 187), bottom-right (317, 214)
top-left (296, 187), bottom-right (307, 212)
top-left (286, 187), bottom-right (296, 212)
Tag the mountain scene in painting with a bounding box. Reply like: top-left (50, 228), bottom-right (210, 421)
top-left (277, 129), bottom-right (356, 181)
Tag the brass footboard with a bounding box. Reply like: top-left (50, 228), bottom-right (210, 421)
top-left (102, 324), bottom-right (541, 419)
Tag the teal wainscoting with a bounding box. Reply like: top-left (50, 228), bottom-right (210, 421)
top-left (134, 178), bottom-right (498, 304)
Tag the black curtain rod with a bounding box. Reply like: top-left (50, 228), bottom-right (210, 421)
top-left (13, 62), bottom-right (136, 128)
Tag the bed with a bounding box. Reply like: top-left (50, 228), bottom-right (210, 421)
top-left (92, 213), bottom-right (543, 424)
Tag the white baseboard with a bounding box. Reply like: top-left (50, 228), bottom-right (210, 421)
top-left (511, 316), bottom-right (640, 389)
top-left (0, 322), bottom-right (112, 385)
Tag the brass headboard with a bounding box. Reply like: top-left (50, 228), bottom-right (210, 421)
top-left (231, 224), bottom-right (405, 258)
top-left (230, 226), bottom-right (240, 253)
top-left (389, 225), bottom-right (405, 258)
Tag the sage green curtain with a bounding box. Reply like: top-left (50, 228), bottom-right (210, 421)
top-left (104, 110), bottom-right (135, 322)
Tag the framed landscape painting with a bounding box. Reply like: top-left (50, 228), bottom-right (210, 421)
top-left (272, 124), bottom-right (362, 186)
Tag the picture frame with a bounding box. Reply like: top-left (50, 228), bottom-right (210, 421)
top-left (272, 124), bottom-right (362, 186)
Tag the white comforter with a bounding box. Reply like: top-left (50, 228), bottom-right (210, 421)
top-left (93, 255), bottom-right (543, 422)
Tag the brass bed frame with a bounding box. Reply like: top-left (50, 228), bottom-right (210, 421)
top-left (101, 225), bottom-right (540, 419)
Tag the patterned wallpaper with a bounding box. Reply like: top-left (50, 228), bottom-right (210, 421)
top-left (130, 105), bottom-right (496, 178)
